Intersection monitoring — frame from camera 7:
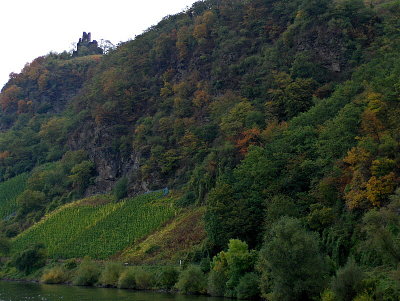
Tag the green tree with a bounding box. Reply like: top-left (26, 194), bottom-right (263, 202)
top-left (266, 73), bottom-right (317, 121)
top-left (113, 177), bottom-right (128, 200)
top-left (236, 272), bottom-right (260, 300)
top-left (211, 239), bottom-right (257, 297)
top-left (69, 160), bottom-right (95, 193)
top-left (176, 265), bottom-right (207, 294)
top-left (0, 235), bottom-right (10, 256)
top-left (361, 196), bottom-right (400, 266)
top-left (73, 256), bottom-right (101, 286)
top-left (205, 147), bottom-right (277, 250)
top-left (16, 190), bottom-right (46, 215)
top-left (13, 243), bottom-right (46, 274)
top-left (258, 217), bottom-right (327, 301)
top-left (331, 258), bottom-right (365, 301)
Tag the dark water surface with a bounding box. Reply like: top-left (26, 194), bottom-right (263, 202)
top-left (0, 281), bottom-right (222, 301)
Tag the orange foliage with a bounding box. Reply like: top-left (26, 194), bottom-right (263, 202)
top-left (173, 81), bottom-right (192, 98)
top-left (236, 128), bottom-right (262, 155)
top-left (193, 24), bottom-right (208, 40)
top-left (361, 108), bottom-right (385, 143)
top-left (101, 68), bottom-right (120, 97)
top-left (360, 94), bottom-right (386, 142)
top-left (17, 100), bottom-right (28, 114)
top-left (22, 56), bottom-right (46, 81)
top-left (193, 90), bottom-right (210, 108)
top-left (193, 11), bottom-right (216, 40)
top-left (343, 147), bottom-right (371, 170)
top-left (38, 70), bottom-right (49, 91)
top-left (340, 92), bottom-right (398, 210)
top-left (0, 151), bottom-right (10, 160)
top-left (261, 120), bottom-right (287, 142)
top-left (176, 26), bottom-right (191, 59)
top-left (160, 83), bottom-right (173, 98)
top-left (201, 11), bottom-right (216, 25)
top-left (179, 131), bottom-right (201, 155)
top-left (365, 172), bottom-right (397, 207)
top-left (0, 85), bottom-right (22, 111)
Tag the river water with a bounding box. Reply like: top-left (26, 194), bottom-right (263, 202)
top-left (0, 281), bottom-right (223, 301)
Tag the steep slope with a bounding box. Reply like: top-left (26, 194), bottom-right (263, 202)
top-left (120, 207), bottom-right (206, 264)
top-left (12, 191), bottom-right (174, 259)
top-left (0, 0), bottom-right (400, 298)
top-left (66, 0), bottom-right (380, 195)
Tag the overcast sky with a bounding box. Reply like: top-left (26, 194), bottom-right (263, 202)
top-left (0, 0), bottom-right (198, 89)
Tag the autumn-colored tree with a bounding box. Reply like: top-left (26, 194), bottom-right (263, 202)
top-left (39, 117), bottom-right (67, 145)
top-left (176, 26), bottom-right (192, 60)
top-left (0, 85), bottom-right (22, 112)
top-left (220, 101), bottom-right (255, 137)
top-left (179, 131), bottom-right (202, 157)
top-left (342, 92), bottom-right (397, 209)
top-left (193, 11), bottom-right (216, 41)
top-left (266, 72), bottom-right (317, 120)
top-left (360, 95), bottom-right (387, 143)
top-left (235, 128), bottom-right (262, 155)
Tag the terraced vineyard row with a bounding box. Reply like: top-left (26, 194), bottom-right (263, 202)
top-left (0, 173), bottom-right (29, 219)
top-left (12, 191), bottom-right (175, 259)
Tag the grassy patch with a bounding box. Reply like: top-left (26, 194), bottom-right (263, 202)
top-left (120, 207), bottom-right (206, 264)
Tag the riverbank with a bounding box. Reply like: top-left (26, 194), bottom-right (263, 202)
top-left (0, 259), bottom-right (207, 298)
top-left (0, 276), bottom-right (178, 295)
top-left (1, 240), bottom-right (261, 300)
top-left (0, 280), bottom-right (225, 301)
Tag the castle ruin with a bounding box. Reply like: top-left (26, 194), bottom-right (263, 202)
top-left (73, 32), bottom-right (103, 57)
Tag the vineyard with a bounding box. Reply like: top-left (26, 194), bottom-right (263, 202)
top-left (0, 173), bottom-right (29, 219)
top-left (12, 191), bottom-right (175, 259)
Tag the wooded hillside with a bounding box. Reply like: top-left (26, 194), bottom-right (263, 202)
top-left (1, 0), bottom-right (400, 299)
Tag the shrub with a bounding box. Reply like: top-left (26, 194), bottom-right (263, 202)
top-left (13, 243), bottom-right (46, 275)
top-left (41, 265), bottom-right (69, 284)
top-left (207, 269), bottom-right (227, 297)
top-left (118, 268), bottom-right (137, 289)
top-left (353, 294), bottom-right (373, 301)
top-left (157, 266), bottom-right (179, 289)
top-left (16, 190), bottom-right (46, 215)
top-left (258, 217), bottom-right (326, 301)
top-left (176, 191), bottom-right (196, 207)
top-left (176, 265), bottom-right (207, 294)
top-left (72, 257), bottom-right (100, 286)
top-left (236, 272), bottom-right (260, 300)
top-left (331, 258), bottom-right (365, 301)
top-left (113, 177), bottom-right (128, 200)
top-left (199, 257), bottom-right (211, 273)
top-left (0, 235), bottom-right (10, 256)
top-left (359, 270), bottom-right (400, 301)
top-left (321, 289), bottom-right (335, 301)
top-left (209, 239), bottom-right (257, 298)
top-left (99, 262), bottom-right (124, 287)
top-left (135, 268), bottom-right (155, 289)
top-left (64, 259), bottom-right (78, 270)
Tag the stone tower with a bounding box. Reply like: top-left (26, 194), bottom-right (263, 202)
top-left (73, 32), bottom-right (103, 57)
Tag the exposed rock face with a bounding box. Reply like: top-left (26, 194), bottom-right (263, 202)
top-left (68, 120), bottom-right (163, 196)
top-left (73, 32), bottom-right (103, 57)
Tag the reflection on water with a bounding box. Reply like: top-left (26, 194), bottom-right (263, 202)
top-left (0, 281), bottom-right (222, 301)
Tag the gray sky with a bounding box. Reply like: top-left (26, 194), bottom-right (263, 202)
top-left (0, 0), bottom-right (198, 89)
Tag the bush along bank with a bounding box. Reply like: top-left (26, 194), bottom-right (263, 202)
top-left (3, 237), bottom-right (399, 300)
top-left (1, 241), bottom-right (258, 298)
